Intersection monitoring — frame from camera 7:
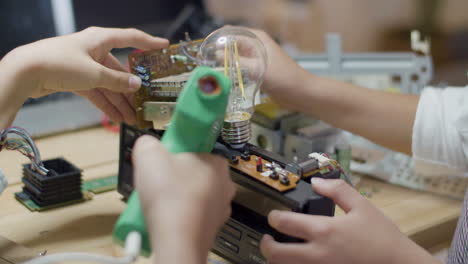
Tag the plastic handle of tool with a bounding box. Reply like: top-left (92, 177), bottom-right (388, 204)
top-left (112, 66), bottom-right (231, 256)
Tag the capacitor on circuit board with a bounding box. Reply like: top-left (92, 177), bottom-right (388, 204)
top-left (256, 157), bottom-right (263, 172)
top-left (138, 73), bottom-right (150, 81)
top-left (135, 66), bottom-right (148, 74)
top-left (280, 175), bottom-right (290, 186)
top-left (229, 156), bottom-right (239, 165)
top-left (142, 80), bottom-right (150, 87)
top-left (241, 151), bottom-right (251, 161)
top-left (270, 168), bottom-right (279, 180)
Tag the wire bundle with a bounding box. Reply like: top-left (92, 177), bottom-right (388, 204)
top-left (0, 127), bottom-right (48, 175)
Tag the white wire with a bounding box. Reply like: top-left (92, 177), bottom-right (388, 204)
top-left (21, 232), bottom-right (142, 264)
top-left (21, 253), bottom-right (133, 264)
top-left (0, 168), bottom-right (7, 195)
top-left (124, 232), bottom-right (142, 259)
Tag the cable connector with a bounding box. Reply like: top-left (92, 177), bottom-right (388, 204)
top-left (309, 153), bottom-right (331, 167)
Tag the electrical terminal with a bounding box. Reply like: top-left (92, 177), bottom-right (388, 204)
top-left (309, 152), bottom-right (331, 167)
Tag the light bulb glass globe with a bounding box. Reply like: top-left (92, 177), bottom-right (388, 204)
top-left (198, 26), bottom-right (268, 147)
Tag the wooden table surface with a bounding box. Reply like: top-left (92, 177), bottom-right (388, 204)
top-left (0, 127), bottom-right (462, 263)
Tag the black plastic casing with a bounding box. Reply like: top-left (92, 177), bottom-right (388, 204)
top-left (118, 123), bottom-right (338, 264)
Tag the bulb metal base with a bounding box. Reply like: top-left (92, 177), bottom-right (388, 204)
top-left (222, 119), bottom-right (251, 148)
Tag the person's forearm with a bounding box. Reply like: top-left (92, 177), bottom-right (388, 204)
top-left (152, 237), bottom-right (207, 264)
top-left (148, 211), bottom-right (211, 264)
top-left (0, 50), bottom-right (35, 129)
top-left (291, 73), bottom-right (419, 155)
top-left (394, 237), bottom-right (440, 264)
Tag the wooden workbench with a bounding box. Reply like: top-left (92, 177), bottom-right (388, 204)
top-left (0, 127), bottom-right (462, 262)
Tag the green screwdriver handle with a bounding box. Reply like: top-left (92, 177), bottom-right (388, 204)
top-left (113, 66), bottom-right (231, 256)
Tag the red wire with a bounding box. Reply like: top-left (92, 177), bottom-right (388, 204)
top-left (101, 114), bottom-right (120, 133)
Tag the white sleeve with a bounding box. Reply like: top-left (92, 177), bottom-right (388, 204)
top-left (412, 86), bottom-right (468, 177)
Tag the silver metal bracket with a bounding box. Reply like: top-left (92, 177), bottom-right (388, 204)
top-left (143, 102), bottom-right (177, 130)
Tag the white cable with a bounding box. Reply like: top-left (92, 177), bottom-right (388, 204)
top-left (50, 0), bottom-right (76, 36)
top-left (0, 169), bottom-right (7, 195)
top-left (22, 232), bottom-right (142, 264)
top-left (21, 253), bottom-right (133, 264)
top-left (124, 232), bottom-right (142, 259)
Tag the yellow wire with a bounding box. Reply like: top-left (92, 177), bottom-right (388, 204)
top-left (224, 41), bottom-right (228, 76)
top-left (233, 40), bottom-right (245, 99)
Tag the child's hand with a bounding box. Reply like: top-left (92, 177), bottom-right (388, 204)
top-left (132, 136), bottom-right (235, 264)
top-left (248, 29), bottom-right (311, 111)
top-left (260, 178), bottom-right (439, 264)
top-left (3, 27), bottom-right (168, 124)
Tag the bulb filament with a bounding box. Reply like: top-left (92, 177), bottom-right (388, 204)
top-left (223, 38), bottom-right (246, 100)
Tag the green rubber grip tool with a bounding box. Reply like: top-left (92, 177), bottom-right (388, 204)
top-left (113, 66), bottom-right (232, 256)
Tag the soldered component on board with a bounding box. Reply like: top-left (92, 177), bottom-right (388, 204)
top-left (231, 154), bottom-right (301, 192)
top-left (228, 151), bottom-right (345, 193)
top-left (280, 175), bottom-right (290, 185)
top-left (269, 168), bottom-right (279, 180)
top-left (256, 157), bottom-right (263, 172)
top-left (149, 72), bottom-right (192, 97)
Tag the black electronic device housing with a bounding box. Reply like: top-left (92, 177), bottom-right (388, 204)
top-left (18, 158), bottom-right (83, 206)
top-left (118, 123), bottom-right (338, 264)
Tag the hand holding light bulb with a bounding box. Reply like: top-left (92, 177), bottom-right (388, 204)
top-left (198, 26), bottom-right (268, 148)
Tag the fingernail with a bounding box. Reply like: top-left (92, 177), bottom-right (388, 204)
top-left (311, 177), bottom-right (325, 186)
top-left (269, 210), bottom-right (280, 218)
top-left (129, 75), bottom-right (141, 91)
top-left (136, 135), bottom-right (156, 146)
top-left (268, 210), bottom-right (281, 227)
top-left (261, 234), bottom-right (273, 242)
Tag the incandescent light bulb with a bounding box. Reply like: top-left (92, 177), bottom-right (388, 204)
top-left (198, 26), bottom-right (268, 148)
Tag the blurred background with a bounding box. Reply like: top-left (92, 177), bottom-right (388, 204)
top-left (0, 0), bottom-right (467, 136)
top-left (206, 0), bottom-right (468, 85)
top-left (1, 0), bottom-right (467, 84)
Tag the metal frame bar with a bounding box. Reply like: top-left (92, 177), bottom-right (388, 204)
top-left (295, 34), bottom-right (433, 94)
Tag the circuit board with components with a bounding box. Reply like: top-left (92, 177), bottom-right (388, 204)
top-left (128, 39), bottom-right (203, 129)
top-left (229, 152), bottom-right (344, 193)
top-left (230, 154), bottom-right (301, 192)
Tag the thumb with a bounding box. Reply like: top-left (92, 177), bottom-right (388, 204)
top-left (311, 178), bottom-right (364, 213)
top-left (95, 62), bottom-right (142, 93)
top-left (132, 135), bottom-right (170, 187)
